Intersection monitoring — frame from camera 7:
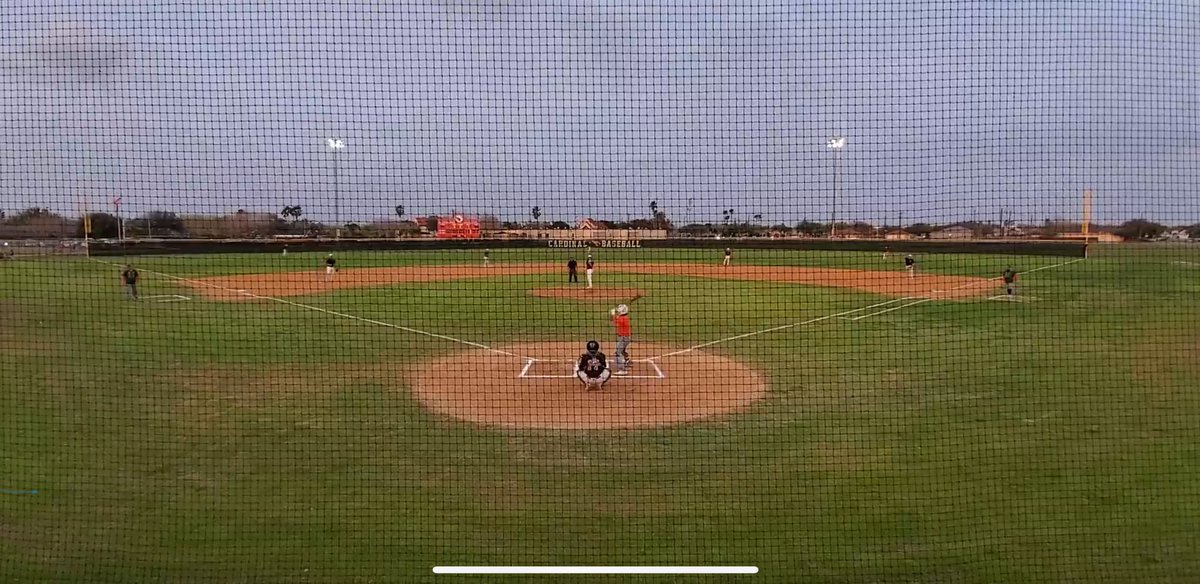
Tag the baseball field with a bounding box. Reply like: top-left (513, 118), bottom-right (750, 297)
top-left (2, 245), bottom-right (1199, 582)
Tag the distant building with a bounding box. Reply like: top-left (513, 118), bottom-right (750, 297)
top-left (576, 218), bottom-right (607, 230)
top-left (1056, 232), bottom-right (1124, 243)
top-left (929, 226), bottom-right (974, 240)
top-left (884, 231), bottom-right (916, 240)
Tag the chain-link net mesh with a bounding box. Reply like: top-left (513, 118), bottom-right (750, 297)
top-left (2, 1), bottom-right (1198, 582)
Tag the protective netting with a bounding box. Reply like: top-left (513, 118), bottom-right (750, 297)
top-left (2, 1), bottom-right (1198, 582)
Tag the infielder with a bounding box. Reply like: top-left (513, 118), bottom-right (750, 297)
top-left (120, 264), bottom-right (140, 300)
top-left (585, 255), bottom-right (595, 289)
top-left (1002, 266), bottom-right (1018, 296)
top-left (576, 340), bottom-right (611, 390)
top-left (483, 248), bottom-right (492, 266)
top-left (324, 253), bottom-right (338, 282)
top-left (609, 303), bottom-right (632, 374)
top-left (723, 247), bottom-right (732, 267)
top-left (904, 254), bottom-right (915, 279)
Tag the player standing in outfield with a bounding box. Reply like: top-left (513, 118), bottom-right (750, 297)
top-left (120, 264), bottom-right (140, 300)
top-left (904, 254), bottom-right (915, 279)
top-left (576, 340), bottom-right (611, 390)
top-left (883, 246), bottom-right (891, 259)
top-left (567, 257), bottom-right (579, 283)
top-left (324, 253), bottom-right (338, 282)
top-left (483, 248), bottom-right (492, 266)
top-left (723, 247), bottom-right (732, 267)
top-left (585, 255), bottom-right (595, 289)
top-left (609, 303), bottom-right (632, 374)
top-left (1002, 266), bottom-right (1018, 296)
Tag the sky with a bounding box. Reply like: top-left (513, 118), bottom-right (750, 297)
top-left (0, 0), bottom-right (1197, 225)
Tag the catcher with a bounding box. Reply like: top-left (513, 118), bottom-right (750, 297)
top-left (576, 340), bottom-right (611, 390)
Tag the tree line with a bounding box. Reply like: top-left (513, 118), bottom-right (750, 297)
top-left (0, 205), bottom-right (1196, 241)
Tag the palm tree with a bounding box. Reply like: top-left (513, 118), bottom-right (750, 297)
top-left (649, 200), bottom-right (666, 228)
top-left (531, 206), bottom-right (542, 227)
top-left (394, 205), bottom-right (405, 220)
top-left (753, 213), bottom-right (763, 224)
top-left (280, 205), bottom-right (303, 221)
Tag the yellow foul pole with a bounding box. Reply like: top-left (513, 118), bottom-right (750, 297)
top-left (1082, 188), bottom-right (1093, 237)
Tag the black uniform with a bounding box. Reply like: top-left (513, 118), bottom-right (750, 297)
top-left (121, 267), bottom-right (140, 299)
top-left (325, 257), bottom-right (337, 268)
top-left (1003, 268), bottom-right (1017, 294)
top-left (577, 351), bottom-right (609, 378)
top-left (567, 258), bottom-right (578, 282)
top-left (904, 256), bottom-right (915, 268)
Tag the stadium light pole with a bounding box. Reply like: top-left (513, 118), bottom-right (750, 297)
top-left (826, 136), bottom-right (846, 238)
top-left (326, 138), bottom-right (346, 238)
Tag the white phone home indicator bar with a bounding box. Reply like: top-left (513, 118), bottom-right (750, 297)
top-left (433, 566), bottom-right (758, 574)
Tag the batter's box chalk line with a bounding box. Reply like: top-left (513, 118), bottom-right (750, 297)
top-left (987, 295), bottom-right (1039, 302)
top-left (518, 358), bottom-right (666, 380)
top-left (143, 294), bottom-right (192, 303)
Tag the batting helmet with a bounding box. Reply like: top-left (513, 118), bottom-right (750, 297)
top-left (586, 340), bottom-right (600, 354)
top-left (616, 304), bottom-right (629, 315)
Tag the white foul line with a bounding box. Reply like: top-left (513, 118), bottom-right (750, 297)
top-left (649, 297), bottom-right (912, 359)
top-left (433, 566), bottom-right (759, 575)
top-left (90, 259), bottom-right (534, 361)
top-left (849, 298), bottom-right (933, 321)
top-left (649, 256), bottom-right (1085, 359)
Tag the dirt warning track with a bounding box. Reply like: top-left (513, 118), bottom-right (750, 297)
top-left (184, 262), bottom-right (995, 301)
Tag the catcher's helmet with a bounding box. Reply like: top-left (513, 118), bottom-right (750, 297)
top-left (616, 304), bottom-right (629, 315)
top-left (586, 340), bottom-right (600, 354)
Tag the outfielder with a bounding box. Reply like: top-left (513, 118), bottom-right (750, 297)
top-left (585, 255), bottom-right (595, 288)
top-left (324, 253), bottom-right (338, 282)
top-left (483, 248), bottom-right (492, 266)
top-left (609, 303), bottom-right (632, 374)
top-left (723, 247), bottom-right (732, 267)
top-left (576, 340), bottom-right (611, 390)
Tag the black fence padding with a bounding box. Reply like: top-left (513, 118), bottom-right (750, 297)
top-left (87, 238), bottom-right (1088, 257)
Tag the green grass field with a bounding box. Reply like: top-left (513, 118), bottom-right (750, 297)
top-left (2, 245), bottom-right (1199, 583)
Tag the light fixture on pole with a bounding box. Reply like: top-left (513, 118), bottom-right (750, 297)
top-left (825, 136), bottom-right (846, 237)
top-left (326, 138), bottom-right (346, 238)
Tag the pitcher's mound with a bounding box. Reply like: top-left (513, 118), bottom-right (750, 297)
top-left (411, 341), bottom-right (767, 429)
top-left (528, 287), bottom-right (646, 302)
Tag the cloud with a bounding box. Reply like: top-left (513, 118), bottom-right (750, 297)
top-left (11, 21), bottom-right (131, 81)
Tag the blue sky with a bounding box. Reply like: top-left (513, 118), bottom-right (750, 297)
top-left (0, 0), bottom-right (1196, 224)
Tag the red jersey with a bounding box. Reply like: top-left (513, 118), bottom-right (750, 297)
top-left (611, 313), bottom-right (631, 337)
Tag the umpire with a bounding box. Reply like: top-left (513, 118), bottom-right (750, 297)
top-left (567, 257), bottom-right (578, 283)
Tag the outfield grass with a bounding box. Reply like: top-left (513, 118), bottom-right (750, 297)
top-left (2, 245), bottom-right (1199, 583)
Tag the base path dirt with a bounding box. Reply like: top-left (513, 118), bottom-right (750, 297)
top-left (411, 342), bottom-right (767, 429)
top-left (184, 262), bottom-right (996, 301)
top-left (528, 286), bottom-right (646, 302)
